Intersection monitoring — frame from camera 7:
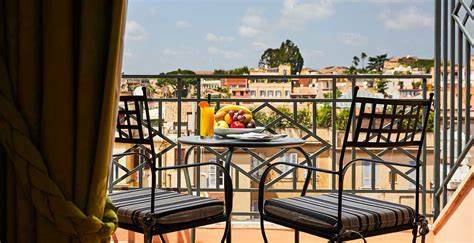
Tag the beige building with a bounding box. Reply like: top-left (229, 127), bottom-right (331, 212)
top-left (248, 82), bottom-right (291, 99)
top-left (250, 64), bottom-right (292, 76)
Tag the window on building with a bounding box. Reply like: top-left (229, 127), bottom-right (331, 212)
top-left (408, 161), bottom-right (417, 189)
top-left (361, 161), bottom-right (371, 188)
top-left (285, 90), bottom-right (290, 97)
top-left (207, 159), bottom-right (225, 188)
top-left (361, 161), bottom-right (380, 189)
top-left (279, 153), bottom-right (298, 178)
top-left (250, 90), bottom-right (256, 96)
top-left (250, 200), bottom-right (259, 219)
top-left (268, 90), bottom-right (274, 97)
top-left (260, 90), bottom-right (266, 97)
top-left (275, 90), bottom-right (282, 97)
top-left (251, 155), bottom-right (266, 178)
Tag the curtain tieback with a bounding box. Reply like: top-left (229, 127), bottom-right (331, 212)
top-left (0, 93), bottom-right (118, 241)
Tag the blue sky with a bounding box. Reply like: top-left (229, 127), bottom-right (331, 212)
top-left (123, 0), bottom-right (434, 74)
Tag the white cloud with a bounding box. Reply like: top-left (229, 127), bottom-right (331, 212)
top-left (207, 47), bottom-right (243, 59)
top-left (176, 20), bottom-right (192, 28)
top-left (280, 0), bottom-right (335, 25)
top-left (162, 48), bottom-right (199, 56)
top-left (206, 33), bottom-right (234, 42)
top-left (239, 26), bottom-right (261, 37)
top-left (251, 41), bottom-right (268, 50)
top-left (379, 6), bottom-right (433, 30)
top-left (125, 21), bottom-right (148, 41)
top-left (338, 33), bottom-right (368, 46)
top-left (238, 8), bottom-right (266, 38)
top-left (305, 49), bottom-right (324, 57)
top-left (239, 1), bottom-right (334, 37)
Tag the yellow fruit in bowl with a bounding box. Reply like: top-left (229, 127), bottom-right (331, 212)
top-left (215, 110), bottom-right (227, 121)
top-left (216, 120), bottom-right (229, 129)
top-left (217, 105), bottom-right (251, 114)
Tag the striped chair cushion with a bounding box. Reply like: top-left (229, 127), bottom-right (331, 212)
top-left (264, 193), bottom-right (416, 232)
top-left (109, 188), bottom-right (224, 225)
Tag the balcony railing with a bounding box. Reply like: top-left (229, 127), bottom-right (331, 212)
top-left (111, 73), bottom-right (471, 223)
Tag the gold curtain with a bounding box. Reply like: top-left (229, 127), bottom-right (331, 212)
top-left (0, 0), bottom-right (127, 242)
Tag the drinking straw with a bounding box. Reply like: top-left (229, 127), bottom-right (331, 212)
top-left (207, 93), bottom-right (211, 105)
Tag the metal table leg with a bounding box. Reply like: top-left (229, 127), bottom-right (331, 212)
top-left (183, 146), bottom-right (196, 243)
top-left (224, 147), bottom-right (234, 243)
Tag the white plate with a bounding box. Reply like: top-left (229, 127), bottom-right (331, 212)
top-left (227, 133), bottom-right (287, 141)
top-left (214, 127), bottom-right (265, 136)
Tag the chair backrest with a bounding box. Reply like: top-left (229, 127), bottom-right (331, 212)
top-left (340, 86), bottom-right (434, 166)
top-left (115, 87), bottom-right (154, 146)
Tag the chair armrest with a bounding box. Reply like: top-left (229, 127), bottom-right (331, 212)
top-left (258, 162), bottom-right (338, 215)
top-left (156, 162), bottom-right (234, 216)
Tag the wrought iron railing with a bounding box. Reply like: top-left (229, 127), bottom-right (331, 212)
top-left (111, 73), bottom-right (441, 220)
top-left (434, 0), bottom-right (473, 219)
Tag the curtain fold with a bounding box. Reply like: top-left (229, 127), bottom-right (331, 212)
top-left (0, 0), bottom-right (127, 242)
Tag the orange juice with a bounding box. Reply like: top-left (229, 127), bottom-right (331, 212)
top-left (200, 106), bottom-right (215, 137)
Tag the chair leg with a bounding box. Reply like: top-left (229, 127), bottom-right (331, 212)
top-left (412, 226), bottom-right (418, 243)
top-left (158, 234), bottom-right (166, 243)
top-left (144, 231), bottom-right (153, 243)
top-left (112, 233), bottom-right (119, 243)
top-left (260, 218), bottom-right (268, 243)
top-left (221, 219), bottom-right (232, 243)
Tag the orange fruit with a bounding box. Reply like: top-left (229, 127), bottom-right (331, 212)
top-left (224, 113), bottom-right (233, 124)
top-left (215, 110), bottom-right (227, 121)
top-left (198, 101), bottom-right (209, 108)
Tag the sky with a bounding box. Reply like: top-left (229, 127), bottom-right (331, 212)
top-left (123, 0), bottom-right (434, 74)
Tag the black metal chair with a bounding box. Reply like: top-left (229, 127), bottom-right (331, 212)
top-left (109, 87), bottom-right (233, 243)
top-left (258, 86), bottom-right (432, 243)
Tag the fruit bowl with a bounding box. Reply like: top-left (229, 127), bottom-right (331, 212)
top-left (214, 127), bottom-right (265, 137)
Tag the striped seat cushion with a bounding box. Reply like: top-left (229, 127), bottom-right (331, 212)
top-left (109, 188), bottom-right (224, 225)
top-left (264, 193), bottom-right (416, 232)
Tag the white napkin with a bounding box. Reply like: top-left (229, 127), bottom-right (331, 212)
top-left (227, 133), bottom-right (287, 141)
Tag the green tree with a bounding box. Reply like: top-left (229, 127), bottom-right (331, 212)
top-left (155, 69), bottom-right (197, 97)
top-left (352, 56), bottom-right (360, 67)
top-left (252, 111), bottom-right (270, 126)
top-left (268, 106), bottom-right (293, 128)
top-left (412, 81), bottom-right (422, 89)
top-left (360, 52), bottom-right (367, 70)
top-left (323, 88), bottom-right (342, 99)
top-left (375, 79), bottom-right (389, 96)
top-left (251, 106), bottom-right (312, 129)
top-left (335, 109), bottom-right (350, 130)
top-left (316, 104), bottom-right (332, 128)
top-left (214, 66), bottom-right (250, 75)
top-left (367, 54), bottom-right (389, 73)
top-left (403, 59), bottom-right (434, 73)
top-left (296, 107), bottom-right (312, 129)
top-left (230, 66), bottom-right (250, 74)
top-left (258, 39), bottom-right (304, 74)
top-left (400, 109), bottom-right (434, 132)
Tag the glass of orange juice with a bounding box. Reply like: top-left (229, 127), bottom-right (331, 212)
top-left (198, 101), bottom-right (215, 138)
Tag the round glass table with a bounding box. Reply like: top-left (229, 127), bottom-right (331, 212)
top-left (177, 135), bottom-right (313, 242)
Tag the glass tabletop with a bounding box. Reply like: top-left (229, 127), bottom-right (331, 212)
top-left (178, 135), bottom-right (305, 148)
